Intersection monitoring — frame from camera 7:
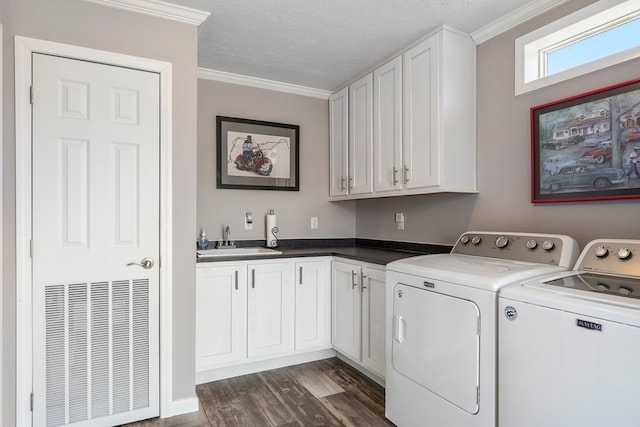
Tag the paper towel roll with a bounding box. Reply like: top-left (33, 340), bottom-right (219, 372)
top-left (266, 212), bottom-right (278, 247)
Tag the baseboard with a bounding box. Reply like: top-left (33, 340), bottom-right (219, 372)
top-left (196, 348), bottom-right (337, 384)
top-left (161, 396), bottom-right (199, 418)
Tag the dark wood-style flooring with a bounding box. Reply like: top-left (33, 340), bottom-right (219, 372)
top-left (123, 357), bottom-right (394, 427)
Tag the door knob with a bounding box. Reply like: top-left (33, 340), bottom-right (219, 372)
top-left (127, 257), bottom-right (155, 269)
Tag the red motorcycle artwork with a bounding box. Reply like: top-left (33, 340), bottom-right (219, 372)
top-left (229, 135), bottom-right (288, 177)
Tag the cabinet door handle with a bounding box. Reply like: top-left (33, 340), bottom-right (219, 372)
top-left (340, 176), bottom-right (346, 192)
top-left (361, 271), bottom-right (367, 292)
top-left (393, 167), bottom-right (399, 186)
top-left (351, 270), bottom-right (358, 289)
top-left (251, 269), bottom-right (255, 288)
top-left (299, 266), bottom-right (303, 285)
top-left (348, 177), bottom-right (354, 190)
top-left (235, 270), bottom-right (238, 290)
top-left (403, 165), bottom-right (409, 184)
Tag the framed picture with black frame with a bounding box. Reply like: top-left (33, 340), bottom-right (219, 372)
top-left (216, 116), bottom-right (300, 191)
top-left (531, 78), bottom-right (640, 203)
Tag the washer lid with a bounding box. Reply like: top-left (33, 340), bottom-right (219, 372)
top-left (500, 272), bottom-right (640, 326)
top-left (544, 273), bottom-right (640, 300)
top-left (387, 253), bottom-right (569, 292)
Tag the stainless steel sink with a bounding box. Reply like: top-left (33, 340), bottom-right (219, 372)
top-left (197, 247), bottom-right (282, 258)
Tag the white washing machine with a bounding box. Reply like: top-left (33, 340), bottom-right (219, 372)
top-left (385, 231), bottom-right (579, 427)
top-left (499, 239), bottom-right (640, 427)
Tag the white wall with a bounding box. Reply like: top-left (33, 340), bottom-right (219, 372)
top-left (197, 78), bottom-right (356, 243)
top-left (3, 1), bottom-right (198, 424)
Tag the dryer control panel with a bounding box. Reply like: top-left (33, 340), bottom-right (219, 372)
top-left (575, 239), bottom-right (640, 277)
top-left (452, 232), bottom-right (579, 268)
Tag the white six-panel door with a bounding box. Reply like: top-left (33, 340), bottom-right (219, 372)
top-left (31, 53), bottom-right (160, 426)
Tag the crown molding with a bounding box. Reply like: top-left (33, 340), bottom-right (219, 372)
top-left (471, 0), bottom-right (569, 44)
top-left (197, 67), bottom-right (333, 99)
top-left (82, 0), bottom-right (210, 26)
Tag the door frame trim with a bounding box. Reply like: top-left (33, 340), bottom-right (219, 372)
top-left (15, 36), bottom-right (177, 425)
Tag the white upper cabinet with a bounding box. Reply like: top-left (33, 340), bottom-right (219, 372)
top-left (329, 75), bottom-right (374, 198)
top-left (403, 35), bottom-right (440, 190)
top-left (348, 74), bottom-right (374, 195)
top-left (330, 26), bottom-right (477, 200)
top-left (374, 56), bottom-right (403, 193)
top-left (329, 87), bottom-right (349, 197)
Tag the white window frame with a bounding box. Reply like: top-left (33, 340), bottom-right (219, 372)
top-left (515, 0), bottom-right (640, 95)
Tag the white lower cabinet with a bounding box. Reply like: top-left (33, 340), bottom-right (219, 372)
top-left (195, 264), bottom-right (246, 370)
top-left (196, 258), bottom-right (331, 375)
top-left (295, 260), bottom-right (331, 351)
top-left (331, 260), bottom-right (362, 360)
top-left (361, 267), bottom-right (386, 377)
top-left (331, 259), bottom-right (386, 378)
top-left (196, 256), bottom-right (385, 382)
top-left (247, 262), bottom-right (295, 358)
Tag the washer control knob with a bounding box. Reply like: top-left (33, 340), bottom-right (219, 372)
top-left (495, 236), bottom-right (509, 248)
top-left (526, 239), bottom-right (538, 250)
top-left (594, 246), bottom-right (609, 258)
top-left (460, 235), bottom-right (470, 244)
top-left (471, 236), bottom-right (482, 245)
top-left (617, 247), bottom-right (632, 260)
top-left (618, 286), bottom-right (633, 296)
top-left (542, 240), bottom-right (555, 251)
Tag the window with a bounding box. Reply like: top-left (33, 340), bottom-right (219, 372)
top-left (515, 0), bottom-right (640, 95)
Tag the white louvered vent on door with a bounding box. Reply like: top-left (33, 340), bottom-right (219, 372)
top-left (44, 279), bottom-right (150, 426)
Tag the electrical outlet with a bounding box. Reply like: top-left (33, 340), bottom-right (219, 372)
top-left (245, 212), bottom-right (253, 230)
top-left (311, 217), bottom-right (318, 229)
top-left (395, 212), bottom-right (405, 231)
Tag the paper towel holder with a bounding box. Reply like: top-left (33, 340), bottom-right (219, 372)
top-left (266, 209), bottom-right (279, 248)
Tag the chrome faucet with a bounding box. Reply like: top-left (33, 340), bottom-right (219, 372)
top-left (224, 225), bottom-right (230, 243)
top-left (218, 225), bottom-right (235, 248)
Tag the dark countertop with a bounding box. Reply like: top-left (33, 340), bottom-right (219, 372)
top-left (196, 238), bottom-right (452, 266)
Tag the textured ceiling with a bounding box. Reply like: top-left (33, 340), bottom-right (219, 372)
top-left (166, 0), bottom-right (557, 91)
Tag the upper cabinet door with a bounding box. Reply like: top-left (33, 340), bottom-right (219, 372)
top-left (349, 74), bottom-right (374, 195)
top-left (329, 87), bottom-right (349, 197)
top-left (403, 34), bottom-right (441, 190)
top-left (373, 56), bottom-right (403, 193)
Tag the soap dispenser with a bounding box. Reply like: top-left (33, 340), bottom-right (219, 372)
top-left (198, 228), bottom-right (209, 250)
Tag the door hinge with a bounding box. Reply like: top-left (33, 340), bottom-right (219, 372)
top-left (30, 239), bottom-right (34, 259)
top-left (30, 392), bottom-right (34, 411)
top-left (30, 85), bottom-right (34, 105)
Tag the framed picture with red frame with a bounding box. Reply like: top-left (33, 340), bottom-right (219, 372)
top-left (531, 78), bottom-right (640, 203)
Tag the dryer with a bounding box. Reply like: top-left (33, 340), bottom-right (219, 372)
top-left (499, 239), bottom-right (640, 427)
top-left (386, 232), bottom-right (579, 427)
